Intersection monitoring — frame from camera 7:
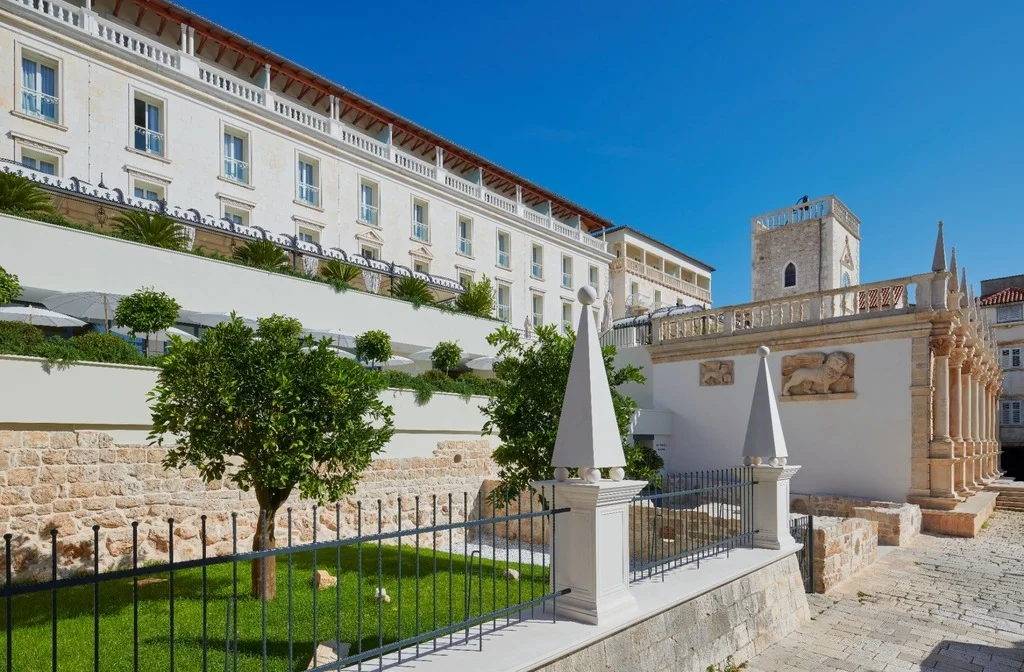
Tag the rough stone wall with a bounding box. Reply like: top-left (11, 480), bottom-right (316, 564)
top-left (536, 554), bottom-right (809, 672)
top-left (812, 516), bottom-right (878, 593)
top-left (791, 494), bottom-right (872, 518)
top-left (751, 222), bottom-right (822, 302)
top-left (628, 503), bottom-right (742, 567)
top-left (0, 430), bottom-right (497, 579)
top-left (851, 503), bottom-right (922, 546)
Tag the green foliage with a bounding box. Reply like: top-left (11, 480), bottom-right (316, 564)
top-left (623, 442), bottom-right (665, 485)
top-left (0, 321), bottom-right (45, 354)
top-left (111, 211), bottom-right (189, 251)
top-left (355, 329), bottom-right (392, 367)
top-left (65, 332), bottom-right (143, 363)
top-left (0, 172), bottom-right (54, 217)
top-left (232, 239), bottom-right (290, 271)
top-left (0, 265), bottom-right (22, 304)
top-left (150, 314), bottom-right (395, 596)
top-left (706, 656), bottom-right (748, 672)
top-left (380, 369), bottom-right (495, 404)
top-left (391, 276), bottom-right (434, 306)
top-left (481, 324), bottom-right (646, 505)
top-left (114, 287), bottom-right (181, 339)
top-left (431, 341), bottom-right (462, 373)
top-left (321, 259), bottom-right (361, 293)
top-left (454, 275), bottom-right (495, 317)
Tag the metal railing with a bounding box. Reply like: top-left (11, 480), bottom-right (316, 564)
top-left (497, 304), bottom-right (510, 322)
top-left (561, 272), bottom-right (573, 289)
top-left (1, 492), bottom-right (568, 671)
top-left (497, 250), bottom-right (510, 269)
top-left (600, 323), bottom-right (651, 347)
top-left (412, 221), bottom-right (430, 243)
top-left (19, 89), bottom-right (59, 122)
top-left (297, 183), bottom-right (319, 206)
top-left (629, 468), bottom-right (755, 582)
top-left (360, 203), bottom-right (378, 226)
top-left (789, 514), bottom-right (815, 593)
top-left (133, 126), bottom-right (164, 156)
top-left (223, 157), bottom-right (249, 184)
top-left (459, 237), bottom-right (472, 256)
top-left (530, 262), bottom-right (543, 279)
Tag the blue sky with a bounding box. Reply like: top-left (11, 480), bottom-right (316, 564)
top-left (185, 0), bottom-right (1024, 305)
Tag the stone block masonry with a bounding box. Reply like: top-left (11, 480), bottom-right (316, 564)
top-left (851, 502), bottom-right (922, 546)
top-left (0, 431), bottom-right (497, 579)
top-left (536, 554), bottom-right (809, 672)
top-left (811, 516), bottom-right (878, 594)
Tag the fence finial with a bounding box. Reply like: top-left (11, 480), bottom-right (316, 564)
top-left (742, 346), bottom-right (788, 466)
top-left (932, 220), bottom-right (947, 272)
top-left (551, 285), bottom-right (626, 482)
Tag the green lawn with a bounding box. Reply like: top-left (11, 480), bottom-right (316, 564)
top-left (1, 544), bottom-right (549, 671)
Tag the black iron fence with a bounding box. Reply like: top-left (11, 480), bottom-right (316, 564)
top-left (629, 468), bottom-right (755, 582)
top-left (1, 491), bottom-right (568, 672)
top-left (789, 514), bottom-right (815, 593)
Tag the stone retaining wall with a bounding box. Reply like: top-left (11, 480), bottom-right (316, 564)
top-left (0, 430), bottom-right (497, 579)
top-left (536, 554), bottom-right (809, 672)
top-left (851, 503), bottom-right (922, 546)
top-left (812, 516), bottom-right (878, 593)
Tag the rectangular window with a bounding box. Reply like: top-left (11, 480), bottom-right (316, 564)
top-left (561, 255), bottom-right (573, 289)
top-left (561, 301), bottom-right (572, 334)
top-left (458, 271), bottom-right (473, 288)
top-left (654, 289), bottom-right (662, 306)
top-left (497, 231), bottom-right (511, 269)
top-left (412, 199), bottom-right (429, 242)
top-left (297, 156), bottom-right (320, 206)
top-left (997, 304), bottom-right (1024, 323)
top-left (1002, 400), bottom-right (1023, 425)
top-left (223, 130), bottom-right (248, 184)
top-left (297, 227), bottom-right (319, 245)
top-left (413, 261), bottom-right (429, 275)
top-left (532, 293), bottom-right (544, 327)
top-left (20, 149), bottom-right (57, 176)
top-left (223, 205), bottom-right (249, 227)
top-left (360, 246), bottom-right (378, 260)
top-left (589, 264), bottom-right (599, 292)
top-left (359, 179), bottom-right (378, 225)
top-left (531, 244), bottom-right (543, 280)
top-left (133, 95), bottom-right (164, 156)
top-left (1001, 347), bottom-right (1023, 369)
top-left (133, 180), bottom-right (164, 203)
top-left (630, 281), bottom-right (639, 296)
top-left (497, 283), bottom-right (511, 322)
top-left (20, 55), bottom-right (58, 123)
top-left (458, 216), bottom-right (473, 256)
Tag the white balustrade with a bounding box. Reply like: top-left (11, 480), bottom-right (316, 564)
top-left (273, 99), bottom-right (330, 134)
top-left (521, 208), bottom-right (548, 227)
top-left (340, 128), bottom-right (390, 160)
top-left (581, 234), bottom-right (607, 253)
top-left (552, 219), bottom-right (580, 241)
top-left (444, 172), bottom-right (481, 198)
top-left (198, 65), bottom-right (265, 106)
top-left (93, 17), bottom-right (178, 68)
top-left (392, 150), bottom-right (436, 179)
top-left (9, 0), bottom-right (81, 27)
top-left (484, 190), bottom-right (517, 214)
top-left (751, 195), bottom-right (860, 238)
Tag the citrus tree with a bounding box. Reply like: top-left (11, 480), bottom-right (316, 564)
top-left (431, 341), bottom-right (462, 374)
top-left (149, 314), bottom-right (394, 598)
top-left (0, 265), bottom-right (21, 305)
top-left (355, 329), bottom-right (392, 368)
top-left (113, 287), bottom-right (181, 356)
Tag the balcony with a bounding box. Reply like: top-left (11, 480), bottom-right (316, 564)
top-left (3, 0), bottom-right (611, 258)
top-left (751, 195), bottom-right (860, 238)
top-left (20, 88), bottom-right (59, 122)
top-left (223, 157), bottom-right (249, 184)
top-left (611, 257), bottom-right (711, 303)
top-left (133, 126), bottom-right (164, 156)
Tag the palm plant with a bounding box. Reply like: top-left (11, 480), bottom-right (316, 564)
top-left (321, 259), bottom-right (362, 293)
top-left (454, 275), bottom-right (495, 317)
top-left (232, 239), bottom-right (290, 271)
top-left (391, 276), bottom-right (434, 306)
top-left (0, 171), bottom-right (54, 217)
top-left (111, 210), bottom-right (189, 251)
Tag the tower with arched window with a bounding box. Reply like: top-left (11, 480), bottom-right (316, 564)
top-left (750, 195), bottom-right (861, 301)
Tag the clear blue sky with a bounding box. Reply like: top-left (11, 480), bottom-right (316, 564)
top-left (184, 0), bottom-right (1024, 305)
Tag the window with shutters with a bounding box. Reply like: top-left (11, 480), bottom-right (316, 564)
top-left (1001, 400), bottom-right (1022, 425)
top-left (1000, 347), bottom-right (1022, 369)
top-left (997, 304), bottom-right (1023, 323)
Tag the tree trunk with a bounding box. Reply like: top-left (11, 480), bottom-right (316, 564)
top-left (251, 485), bottom-right (290, 600)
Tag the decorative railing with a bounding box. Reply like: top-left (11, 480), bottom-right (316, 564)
top-left (600, 323), bottom-right (651, 348)
top-left (359, 203), bottom-right (378, 226)
top-left (655, 277), bottom-right (920, 343)
top-left (3, 0), bottom-right (610, 256)
top-left (412, 221), bottom-right (430, 242)
top-left (610, 258), bottom-right (712, 303)
top-left (19, 88), bottom-right (59, 122)
top-left (751, 195), bottom-right (860, 237)
top-left (296, 183), bottom-right (319, 206)
top-left (223, 157), bottom-right (248, 184)
top-left (459, 237), bottom-right (472, 257)
top-left (132, 126), bottom-right (164, 156)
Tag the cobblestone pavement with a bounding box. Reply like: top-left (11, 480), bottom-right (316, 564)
top-left (747, 511), bottom-right (1024, 672)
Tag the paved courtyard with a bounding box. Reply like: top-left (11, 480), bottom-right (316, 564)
top-left (748, 511), bottom-right (1024, 672)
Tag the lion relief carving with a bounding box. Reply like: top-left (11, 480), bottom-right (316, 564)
top-left (699, 360), bottom-right (734, 386)
top-left (781, 351), bottom-right (855, 396)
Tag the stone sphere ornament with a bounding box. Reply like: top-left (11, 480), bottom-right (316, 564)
top-left (609, 467), bottom-right (625, 482)
top-left (582, 467), bottom-right (601, 483)
top-left (757, 345), bottom-right (771, 358)
top-left (554, 467), bottom-right (569, 482)
top-left (578, 284), bottom-right (597, 306)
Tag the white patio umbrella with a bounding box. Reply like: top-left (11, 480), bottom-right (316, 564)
top-left (465, 356), bottom-right (498, 371)
top-left (0, 306), bottom-right (87, 328)
top-left (409, 348), bottom-right (435, 361)
top-left (42, 291), bottom-right (122, 326)
top-left (179, 311), bottom-right (260, 328)
top-left (110, 325), bottom-right (197, 342)
top-left (384, 355), bottom-right (414, 368)
top-left (302, 344), bottom-right (357, 359)
top-left (304, 328), bottom-right (356, 349)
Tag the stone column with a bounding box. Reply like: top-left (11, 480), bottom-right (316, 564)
top-left (973, 372), bottom-right (985, 484)
top-left (961, 358), bottom-right (977, 488)
top-left (929, 336), bottom-right (957, 499)
top-left (751, 465), bottom-right (801, 550)
top-left (949, 347), bottom-right (969, 495)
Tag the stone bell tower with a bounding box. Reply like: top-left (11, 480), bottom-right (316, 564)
top-left (750, 195), bottom-right (861, 302)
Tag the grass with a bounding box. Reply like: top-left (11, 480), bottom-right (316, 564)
top-left (1, 543), bottom-right (548, 671)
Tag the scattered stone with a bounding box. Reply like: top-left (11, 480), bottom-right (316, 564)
top-left (504, 567), bottom-right (519, 581)
top-left (306, 641), bottom-right (350, 670)
top-left (312, 569), bottom-right (336, 590)
top-left (374, 587), bottom-right (391, 603)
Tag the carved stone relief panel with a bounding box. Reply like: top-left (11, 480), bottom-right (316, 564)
top-left (699, 360), bottom-right (734, 386)
top-left (781, 351), bottom-right (855, 396)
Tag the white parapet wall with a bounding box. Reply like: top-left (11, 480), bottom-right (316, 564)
top-left (1, 214), bottom-right (500, 357)
top-left (0, 355), bottom-right (493, 458)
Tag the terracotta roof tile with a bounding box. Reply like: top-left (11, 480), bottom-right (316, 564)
top-left (979, 286), bottom-right (1024, 306)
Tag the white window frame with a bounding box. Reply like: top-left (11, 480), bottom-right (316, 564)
top-left (358, 176), bottom-right (379, 226)
top-left (295, 152), bottom-right (321, 208)
top-left (360, 245), bottom-right (380, 260)
top-left (561, 300), bottom-right (573, 334)
top-left (297, 226), bottom-right (320, 245)
top-left (531, 244), bottom-right (544, 280)
top-left (17, 47), bottom-right (62, 127)
top-left (1000, 347), bottom-right (1022, 369)
top-left (132, 178), bottom-right (165, 203)
top-left (496, 282), bottom-right (511, 322)
top-left (130, 87), bottom-right (167, 159)
top-left (561, 254), bottom-right (573, 289)
top-left (413, 260), bottom-right (430, 275)
top-left (1001, 400), bottom-right (1023, 425)
top-left (496, 230), bottom-right (511, 270)
top-left (457, 215), bottom-right (473, 257)
top-left (654, 289), bottom-right (662, 306)
top-left (20, 147), bottom-right (60, 176)
top-left (221, 123), bottom-right (251, 186)
top-left (411, 197), bottom-right (430, 243)
top-left (531, 292), bottom-right (544, 328)
top-left (458, 271), bottom-right (473, 288)
top-left (222, 205), bottom-right (250, 227)
top-left (589, 264), bottom-right (599, 293)
top-left (996, 304), bottom-right (1023, 323)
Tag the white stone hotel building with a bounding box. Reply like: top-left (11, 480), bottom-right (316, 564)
top-left (0, 0), bottom-right (711, 329)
